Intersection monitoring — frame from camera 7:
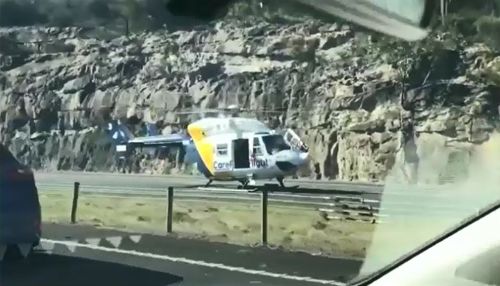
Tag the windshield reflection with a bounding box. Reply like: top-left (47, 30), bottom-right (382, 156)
top-left (262, 135), bottom-right (291, 154)
top-left (360, 132), bottom-right (500, 276)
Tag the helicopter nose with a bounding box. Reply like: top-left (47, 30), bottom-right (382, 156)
top-left (299, 152), bottom-right (309, 162)
top-left (274, 150), bottom-right (309, 173)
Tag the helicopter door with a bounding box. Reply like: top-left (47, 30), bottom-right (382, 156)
top-left (284, 129), bottom-right (309, 152)
top-left (233, 139), bottom-right (250, 169)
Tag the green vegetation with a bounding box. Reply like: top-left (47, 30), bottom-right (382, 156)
top-left (88, 0), bottom-right (114, 19)
top-left (39, 190), bottom-right (375, 258)
top-left (0, 0), bottom-right (163, 35)
top-left (475, 16), bottom-right (500, 50)
top-left (40, 189), bottom-right (462, 264)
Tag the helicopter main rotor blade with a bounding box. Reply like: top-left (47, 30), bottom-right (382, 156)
top-left (292, 0), bottom-right (431, 41)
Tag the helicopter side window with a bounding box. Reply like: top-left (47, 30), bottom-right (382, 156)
top-left (253, 137), bottom-right (264, 156)
top-left (216, 144), bottom-right (228, 156)
top-left (262, 135), bottom-right (291, 155)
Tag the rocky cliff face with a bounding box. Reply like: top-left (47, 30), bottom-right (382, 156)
top-left (1, 12), bottom-right (500, 183)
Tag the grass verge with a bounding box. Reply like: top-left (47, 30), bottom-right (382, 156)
top-left (39, 191), bottom-right (375, 258)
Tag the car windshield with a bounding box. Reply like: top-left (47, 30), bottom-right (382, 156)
top-left (1, 1), bottom-right (500, 286)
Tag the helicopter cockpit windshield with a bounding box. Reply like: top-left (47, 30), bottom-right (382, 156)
top-left (262, 135), bottom-right (291, 155)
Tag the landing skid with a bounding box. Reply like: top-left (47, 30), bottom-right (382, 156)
top-left (197, 182), bottom-right (299, 192)
top-left (205, 180), bottom-right (213, 187)
top-left (277, 177), bottom-right (285, 188)
top-left (237, 178), bottom-right (258, 191)
top-left (199, 178), bottom-right (299, 192)
top-left (274, 177), bottom-right (300, 190)
top-left (262, 183), bottom-right (299, 191)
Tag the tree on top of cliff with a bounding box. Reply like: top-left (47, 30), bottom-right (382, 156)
top-left (88, 0), bottom-right (114, 19)
top-left (0, 0), bottom-right (47, 27)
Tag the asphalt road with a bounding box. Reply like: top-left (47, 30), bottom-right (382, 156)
top-left (1, 223), bottom-right (362, 286)
top-left (34, 171), bottom-right (485, 218)
top-left (34, 171), bottom-right (384, 193)
top-left (34, 171), bottom-right (386, 220)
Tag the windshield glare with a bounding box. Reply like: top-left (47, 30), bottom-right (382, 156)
top-left (360, 133), bottom-right (500, 276)
top-left (1, 1), bottom-right (500, 285)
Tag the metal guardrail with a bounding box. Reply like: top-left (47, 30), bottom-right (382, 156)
top-left (37, 182), bottom-right (382, 224)
top-left (51, 182), bottom-right (381, 245)
top-left (37, 180), bottom-right (485, 225)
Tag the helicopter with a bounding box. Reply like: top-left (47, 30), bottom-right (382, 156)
top-left (105, 106), bottom-right (310, 188)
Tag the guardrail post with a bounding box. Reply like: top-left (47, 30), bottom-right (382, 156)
top-left (166, 186), bottom-right (174, 233)
top-left (261, 187), bottom-right (268, 245)
top-left (71, 182), bottom-right (80, 224)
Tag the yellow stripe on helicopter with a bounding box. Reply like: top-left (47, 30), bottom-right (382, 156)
top-left (187, 122), bottom-right (215, 175)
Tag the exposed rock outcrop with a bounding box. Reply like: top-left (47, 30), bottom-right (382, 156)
top-left (1, 15), bottom-right (499, 183)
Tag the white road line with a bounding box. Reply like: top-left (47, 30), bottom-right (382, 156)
top-left (85, 238), bottom-right (101, 246)
top-left (41, 239), bottom-right (345, 286)
top-left (106, 236), bottom-right (123, 248)
top-left (130, 235), bottom-right (142, 243)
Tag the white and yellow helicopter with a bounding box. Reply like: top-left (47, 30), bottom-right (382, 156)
top-left (106, 107), bottom-right (309, 188)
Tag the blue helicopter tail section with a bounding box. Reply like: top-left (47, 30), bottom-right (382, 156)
top-left (103, 120), bottom-right (205, 176)
top-left (128, 134), bottom-right (189, 148)
top-left (104, 120), bottom-right (190, 151)
top-left (105, 120), bottom-right (134, 144)
top-left (184, 141), bottom-right (198, 165)
top-left (183, 140), bottom-right (212, 178)
top-left (103, 120), bottom-right (136, 156)
top-left (144, 122), bottom-right (159, 136)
